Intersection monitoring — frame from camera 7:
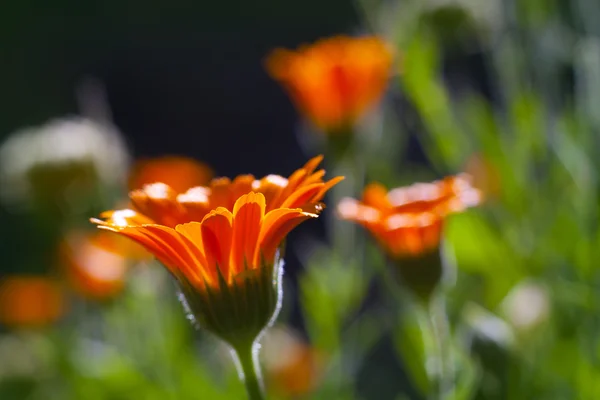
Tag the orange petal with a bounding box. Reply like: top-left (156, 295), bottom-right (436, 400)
top-left (337, 198), bottom-right (381, 225)
top-left (201, 208), bottom-right (234, 281)
top-left (92, 209), bottom-right (155, 227)
top-left (302, 155), bottom-right (324, 176)
top-left (362, 183), bottom-right (391, 209)
top-left (128, 156), bottom-right (214, 193)
top-left (231, 175), bottom-right (256, 200)
top-left (130, 183), bottom-right (188, 227)
top-left (258, 208), bottom-right (317, 265)
top-left (231, 192), bottom-right (266, 274)
top-left (137, 225), bottom-right (206, 286)
top-left (313, 176), bottom-right (345, 202)
top-left (253, 175), bottom-right (287, 211)
top-left (209, 178), bottom-right (235, 210)
top-left (177, 187), bottom-right (213, 222)
top-left (280, 183), bottom-right (324, 209)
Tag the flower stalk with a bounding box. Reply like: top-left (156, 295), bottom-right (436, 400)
top-left (233, 341), bottom-right (266, 400)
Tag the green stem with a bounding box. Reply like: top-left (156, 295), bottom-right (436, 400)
top-left (234, 341), bottom-right (266, 400)
top-left (426, 295), bottom-right (453, 400)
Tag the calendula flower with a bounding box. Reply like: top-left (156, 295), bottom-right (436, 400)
top-left (60, 231), bottom-right (148, 301)
top-left (128, 155), bottom-right (214, 193)
top-left (338, 174), bottom-right (480, 300)
top-left (338, 174), bottom-right (481, 258)
top-left (266, 35), bottom-right (394, 134)
top-left (0, 276), bottom-right (65, 328)
top-left (91, 157), bottom-right (342, 399)
top-left (106, 155), bottom-right (343, 228)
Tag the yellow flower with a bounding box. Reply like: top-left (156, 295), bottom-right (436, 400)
top-left (0, 276), bottom-right (65, 328)
top-left (266, 36), bottom-right (394, 133)
top-left (91, 157), bottom-right (342, 346)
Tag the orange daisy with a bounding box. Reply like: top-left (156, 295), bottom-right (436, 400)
top-left (91, 157), bottom-right (342, 347)
top-left (266, 35), bottom-right (394, 133)
top-left (337, 174), bottom-right (481, 258)
top-left (128, 155), bottom-right (214, 193)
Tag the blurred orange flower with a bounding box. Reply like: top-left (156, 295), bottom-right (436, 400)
top-left (0, 276), bottom-right (64, 328)
top-left (266, 35), bottom-right (394, 133)
top-left (128, 155), bottom-right (214, 193)
top-left (263, 327), bottom-right (325, 397)
top-left (60, 231), bottom-right (149, 300)
top-left (102, 155), bottom-right (343, 228)
top-left (338, 174), bottom-right (481, 258)
top-left (91, 157), bottom-right (342, 345)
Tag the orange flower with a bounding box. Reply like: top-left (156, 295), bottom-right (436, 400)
top-left (60, 231), bottom-right (148, 300)
top-left (128, 155), bottom-right (214, 193)
top-left (266, 35), bottom-right (394, 133)
top-left (91, 157), bottom-right (342, 346)
top-left (105, 155), bottom-right (343, 228)
top-left (338, 174), bottom-right (481, 258)
top-left (263, 327), bottom-right (325, 397)
top-left (0, 276), bottom-right (64, 328)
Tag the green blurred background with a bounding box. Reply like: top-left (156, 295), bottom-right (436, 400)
top-left (3, 0), bottom-right (600, 399)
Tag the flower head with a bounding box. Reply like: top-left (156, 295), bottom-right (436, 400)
top-left (0, 276), bottom-right (65, 328)
top-left (128, 155), bottom-right (214, 193)
top-left (91, 157), bottom-right (342, 346)
top-left (338, 174), bottom-right (481, 258)
top-left (266, 36), bottom-right (394, 133)
top-left (60, 231), bottom-right (148, 301)
top-left (105, 155), bottom-right (343, 228)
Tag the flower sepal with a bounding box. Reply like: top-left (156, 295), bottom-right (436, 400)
top-left (177, 250), bottom-right (284, 349)
top-left (391, 247), bottom-right (444, 304)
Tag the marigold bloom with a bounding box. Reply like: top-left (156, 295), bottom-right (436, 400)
top-left (337, 174), bottom-right (481, 258)
top-left (128, 155), bottom-right (214, 193)
top-left (60, 231), bottom-right (148, 300)
top-left (93, 193), bottom-right (319, 344)
top-left (0, 276), bottom-right (65, 328)
top-left (102, 155), bottom-right (343, 228)
top-left (91, 157), bottom-right (342, 347)
top-left (266, 35), bottom-right (394, 133)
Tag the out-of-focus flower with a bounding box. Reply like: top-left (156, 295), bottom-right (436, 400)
top-left (262, 326), bottom-right (324, 397)
top-left (464, 153), bottom-right (501, 201)
top-left (0, 117), bottom-right (129, 211)
top-left (266, 36), bottom-right (394, 134)
top-left (60, 231), bottom-right (149, 301)
top-left (501, 280), bottom-right (550, 335)
top-left (128, 155), bottom-right (214, 193)
top-left (338, 175), bottom-right (480, 300)
top-left (0, 276), bottom-right (65, 328)
top-left (91, 158), bottom-right (342, 349)
top-left (103, 155), bottom-right (343, 228)
top-left (338, 174), bottom-right (481, 258)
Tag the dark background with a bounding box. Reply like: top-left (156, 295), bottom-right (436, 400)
top-left (1, 1), bottom-right (359, 177)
